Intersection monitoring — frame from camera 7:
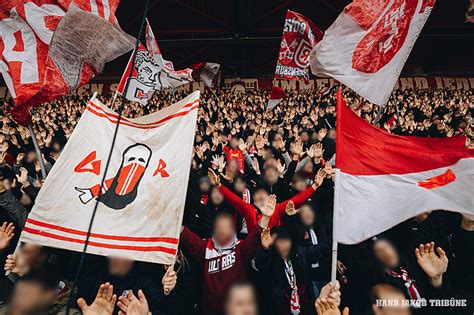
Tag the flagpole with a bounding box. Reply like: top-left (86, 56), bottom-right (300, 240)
top-left (392, 93), bottom-right (401, 126)
top-left (27, 124), bottom-right (47, 179)
top-left (374, 105), bottom-right (384, 126)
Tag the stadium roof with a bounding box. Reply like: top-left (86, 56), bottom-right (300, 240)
top-left (104, 0), bottom-right (474, 78)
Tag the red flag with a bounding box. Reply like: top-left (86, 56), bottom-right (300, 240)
top-left (334, 90), bottom-right (474, 244)
top-left (190, 62), bottom-right (220, 87)
top-left (0, 0), bottom-right (132, 125)
top-left (266, 86), bottom-right (286, 110)
top-left (311, 0), bottom-right (436, 106)
top-left (275, 10), bottom-right (323, 81)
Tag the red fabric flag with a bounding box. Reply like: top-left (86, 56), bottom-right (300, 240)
top-left (0, 0), bottom-right (132, 125)
top-left (266, 86), bottom-right (286, 110)
top-left (275, 10), bottom-right (323, 81)
top-left (334, 89), bottom-right (474, 244)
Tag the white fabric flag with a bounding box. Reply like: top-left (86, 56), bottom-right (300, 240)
top-left (20, 91), bottom-right (200, 264)
top-left (310, 0), bottom-right (435, 106)
top-left (334, 91), bottom-right (474, 244)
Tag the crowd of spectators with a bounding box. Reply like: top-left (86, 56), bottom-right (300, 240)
top-left (0, 86), bottom-right (473, 315)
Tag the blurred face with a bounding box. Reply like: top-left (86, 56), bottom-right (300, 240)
top-left (264, 167), bottom-right (278, 185)
top-left (225, 285), bottom-right (257, 315)
top-left (213, 216), bottom-right (235, 245)
top-left (234, 178), bottom-right (246, 193)
top-left (373, 240), bottom-right (400, 269)
top-left (299, 205), bottom-right (314, 227)
top-left (275, 238), bottom-right (292, 259)
top-left (253, 189), bottom-right (269, 208)
top-left (301, 132), bottom-right (309, 142)
top-left (210, 186), bottom-right (224, 205)
top-left (292, 178), bottom-right (307, 192)
top-left (230, 138), bottom-right (239, 149)
top-left (199, 181), bottom-right (211, 193)
top-left (20, 244), bottom-right (47, 269)
top-left (327, 129), bottom-right (336, 140)
top-left (227, 159), bottom-right (239, 175)
top-left (108, 257), bottom-right (134, 277)
top-left (9, 282), bottom-right (56, 315)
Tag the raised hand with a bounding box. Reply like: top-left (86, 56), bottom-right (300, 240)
top-left (261, 194), bottom-right (277, 218)
top-left (162, 265), bottom-right (177, 296)
top-left (415, 242), bottom-right (448, 288)
top-left (291, 140), bottom-right (304, 158)
top-left (260, 228), bottom-right (274, 250)
top-left (118, 290), bottom-right (150, 315)
top-left (0, 222), bottom-right (14, 252)
top-left (312, 142), bottom-right (324, 159)
top-left (285, 201), bottom-right (299, 216)
top-left (16, 167), bottom-right (29, 186)
top-left (208, 169), bottom-right (221, 186)
top-left (312, 168), bottom-right (327, 189)
top-left (238, 139), bottom-right (247, 152)
top-left (324, 162), bottom-right (335, 181)
top-left (252, 158), bottom-right (261, 175)
top-left (77, 283), bottom-right (116, 315)
top-left (276, 159), bottom-right (285, 176)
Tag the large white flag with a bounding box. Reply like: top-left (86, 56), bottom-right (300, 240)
top-left (334, 90), bottom-right (474, 244)
top-left (310, 0), bottom-right (435, 106)
top-left (20, 91), bottom-right (200, 264)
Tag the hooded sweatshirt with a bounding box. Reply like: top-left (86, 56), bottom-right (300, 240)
top-left (180, 225), bottom-right (262, 315)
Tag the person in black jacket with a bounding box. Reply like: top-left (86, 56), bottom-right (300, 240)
top-left (283, 201), bottom-right (331, 298)
top-left (255, 226), bottom-right (316, 315)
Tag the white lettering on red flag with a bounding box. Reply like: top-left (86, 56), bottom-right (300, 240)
top-left (19, 91), bottom-right (200, 264)
top-left (275, 10), bottom-right (323, 81)
top-left (0, 0), bottom-right (130, 124)
top-left (310, 0), bottom-right (435, 105)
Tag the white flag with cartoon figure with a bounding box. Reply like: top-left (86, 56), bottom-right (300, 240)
top-left (19, 91), bottom-right (200, 264)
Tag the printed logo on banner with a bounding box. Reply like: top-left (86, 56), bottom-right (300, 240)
top-left (75, 143), bottom-right (153, 210)
top-left (294, 39), bottom-right (313, 68)
top-left (352, 0), bottom-right (420, 73)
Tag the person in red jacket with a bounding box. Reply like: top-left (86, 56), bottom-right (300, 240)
top-left (208, 168), bottom-right (327, 232)
top-left (223, 135), bottom-right (245, 172)
top-left (179, 194), bottom-right (277, 315)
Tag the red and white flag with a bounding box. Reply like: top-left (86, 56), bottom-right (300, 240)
top-left (0, 0), bottom-right (133, 124)
top-left (19, 91), bottom-right (200, 264)
top-left (310, 0), bottom-right (436, 106)
top-left (118, 22), bottom-right (220, 104)
top-left (266, 86), bottom-right (287, 110)
top-left (190, 62), bottom-right (220, 87)
top-left (275, 10), bottom-right (323, 81)
top-left (334, 90), bottom-right (474, 244)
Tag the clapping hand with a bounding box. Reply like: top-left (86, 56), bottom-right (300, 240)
top-left (118, 290), bottom-right (150, 315)
top-left (77, 283), bottom-right (117, 315)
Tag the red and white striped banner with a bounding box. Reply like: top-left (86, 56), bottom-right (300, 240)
top-left (20, 91), bottom-right (200, 264)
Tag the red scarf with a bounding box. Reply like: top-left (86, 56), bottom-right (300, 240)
top-left (387, 267), bottom-right (422, 301)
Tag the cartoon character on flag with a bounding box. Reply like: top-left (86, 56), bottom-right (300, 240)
top-left (75, 144), bottom-right (152, 210)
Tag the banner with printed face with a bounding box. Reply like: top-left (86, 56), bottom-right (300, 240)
top-left (19, 91), bottom-right (200, 264)
top-left (275, 10), bottom-right (323, 81)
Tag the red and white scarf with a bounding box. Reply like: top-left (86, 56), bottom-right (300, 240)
top-left (284, 259), bottom-right (301, 314)
top-left (387, 266), bottom-right (422, 302)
